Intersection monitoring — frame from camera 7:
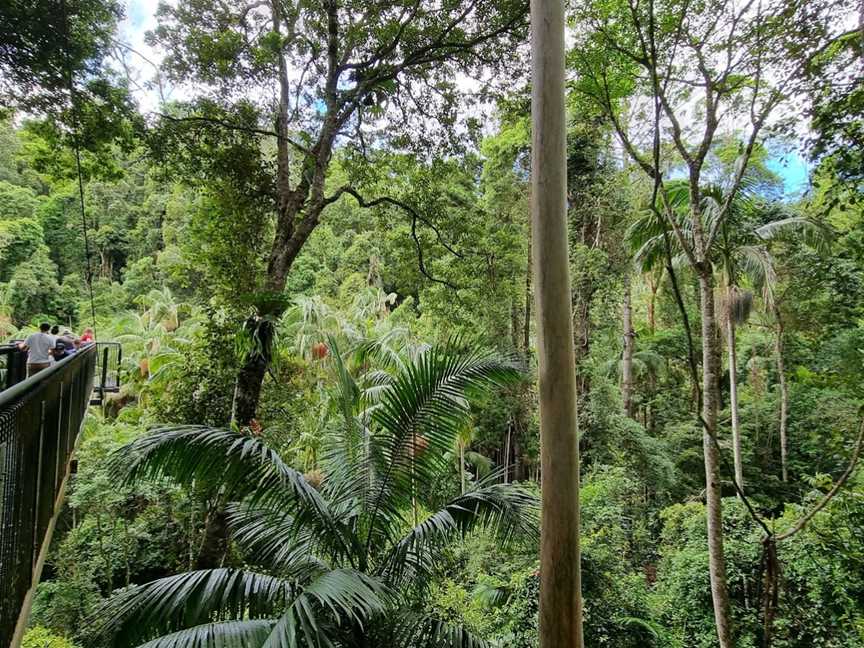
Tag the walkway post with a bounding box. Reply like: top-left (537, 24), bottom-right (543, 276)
top-left (530, 0), bottom-right (585, 645)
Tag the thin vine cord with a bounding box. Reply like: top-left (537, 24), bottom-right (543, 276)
top-left (60, 0), bottom-right (98, 339)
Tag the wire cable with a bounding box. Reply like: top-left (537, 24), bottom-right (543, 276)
top-left (60, 0), bottom-right (98, 340)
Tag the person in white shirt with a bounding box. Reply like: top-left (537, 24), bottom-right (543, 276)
top-left (18, 323), bottom-right (55, 376)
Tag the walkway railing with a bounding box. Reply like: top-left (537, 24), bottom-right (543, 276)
top-left (92, 342), bottom-right (122, 405)
top-left (0, 345), bottom-right (96, 648)
top-left (0, 346), bottom-right (27, 391)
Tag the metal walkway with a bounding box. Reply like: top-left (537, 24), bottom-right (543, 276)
top-left (0, 345), bottom-right (97, 648)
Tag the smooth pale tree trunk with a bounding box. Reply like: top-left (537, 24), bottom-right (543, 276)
top-left (646, 273), bottom-right (658, 335)
top-left (459, 442), bottom-right (466, 495)
top-left (524, 235), bottom-right (532, 354)
top-left (511, 300), bottom-right (521, 350)
top-left (698, 270), bottom-right (735, 648)
top-left (726, 314), bottom-right (744, 493)
top-left (774, 315), bottom-right (789, 482)
top-left (622, 281), bottom-right (636, 418)
top-left (504, 420), bottom-right (512, 484)
top-left (531, 0), bottom-right (584, 644)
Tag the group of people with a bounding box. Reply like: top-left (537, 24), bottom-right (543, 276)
top-left (18, 323), bottom-right (95, 377)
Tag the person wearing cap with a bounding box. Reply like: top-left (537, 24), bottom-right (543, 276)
top-left (54, 329), bottom-right (78, 361)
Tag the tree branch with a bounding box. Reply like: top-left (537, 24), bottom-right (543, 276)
top-left (326, 186), bottom-right (467, 290)
top-left (776, 417), bottom-right (864, 542)
top-left (155, 113), bottom-right (312, 156)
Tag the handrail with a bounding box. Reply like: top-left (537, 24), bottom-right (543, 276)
top-left (0, 343), bottom-right (95, 408)
top-left (0, 344), bottom-right (96, 648)
top-left (0, 346), bottom-right (27, 391)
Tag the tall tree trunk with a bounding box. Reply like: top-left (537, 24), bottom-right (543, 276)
top-left (459, 442), bottom-right (466, 495)
top-left (512, 427), bottom-right (524, 482)
top-left (229, 0), bottom-right (345, 423)
top-left (195, 506), bottom-right (229, 569)
top-left (622, 280), bottom-right (636, 418)
top-left (698, 269), bottom-right (735, 648)
top-left (503, 421), bottom-right (512, 484)
top-left (232, 356), bottom-right (268, 426)
top-left (523, 236), bottom-right (532, 354)
top-left (774, 313), bottom-right (789, 482)
top-left (726, 313), bottom-right (744, 493)
top-left (232, 318), bottom-right (274, 425)
top-left (531, 0), bottom-right (584, 642)
top-left (647, 272), bottom-right (658, 335)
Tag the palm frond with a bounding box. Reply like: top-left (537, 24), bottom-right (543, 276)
top-left (353, 327), bottom-right (412, 373)
top-left (464, 451), bottom-right (492, 477)
top-left (701, 194), bottom-right (724, 238)
top-left (134, 620), bottom-right (275, 648)
top-left (394, 614), bottom-right (490, 648)
top-left (380, 483), bottom-right (538, 586)
top-left (735, 245), bottom-right (777, 307)
top-left (225, 504), bottom-right (334, 575)
top-left (755, 216), bottom-right (833, 254)
top-left (261, 569), bottom-right (386, 648)
top-left (662, 180), bottom-right (691, 214)
top-left (110, 426), bottom-right (338, 537)
top-left (89, 570), bottom-right (294, 648)
top-left (625, 210), bottom-right (669, 273)
top-left (327, 337), bottom-right (362, 441)
top-left (364, 342), bottom-right (522, 550)
top-left (471, 581), bottom-right (509, 608)
top-left (301, 568), bottom-right (386, 624)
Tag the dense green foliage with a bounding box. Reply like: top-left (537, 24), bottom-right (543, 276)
top-left (2, 0), bottom-right (863, 646)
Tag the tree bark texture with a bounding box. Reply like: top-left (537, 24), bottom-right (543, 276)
top-left (726, 314), bottom-right (744, 493)
top-left (774, 315), bottom-right (789, 482)
top-left (698, 269), bottom-right (735, 648)
top-left (232, 317), bottom-right (276, 425)
top-left (531, 0), bottom-right (584, 643)
top-left (195, 507), bottom-right (229, 570)
top-left (232, 355), bottom-right (268, 426)
top-left (622, 281), bottom-right (636, 418)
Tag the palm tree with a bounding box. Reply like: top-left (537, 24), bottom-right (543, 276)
top-left (108, 309), bottom-right (200, 404)
top-left (753, 215), bottom-right (831, 482)
top-left (629, 183), bottom-right (830, 490)
top-left (453, 422), bottom-right (493, 495)
top-left (91, 342), bottom-right (535, 648)
top-left (713, 198), bottom-right (830, 490)
top-left (134, 287), bottom-right (193, 333)
top-left (604, 348), bottom-right (665, 427)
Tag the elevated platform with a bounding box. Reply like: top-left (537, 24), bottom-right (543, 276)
top-left (0, 345), bottom-right (97, 648)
